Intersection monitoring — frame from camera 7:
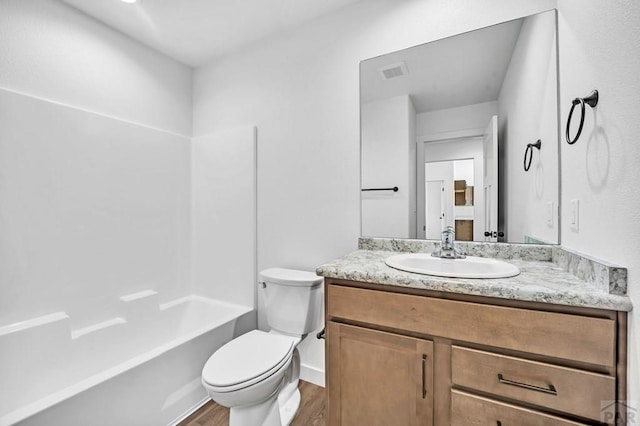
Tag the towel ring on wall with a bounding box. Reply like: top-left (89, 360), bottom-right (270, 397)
top-left (566, 90), bottom-right (599, 145)
top-left (523, 139), bottom-right (542, 172)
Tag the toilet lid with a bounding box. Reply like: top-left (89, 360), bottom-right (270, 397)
top-left (202, 330), bottom-right (294, 388)
top-left (260, 268), bottom-right (323, 287)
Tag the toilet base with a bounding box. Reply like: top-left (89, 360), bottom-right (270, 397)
top-left (228, 384), bottom-right (281, 426)
top-left (278, 384), bottom-right (301, 426)
top-left (227, 381), bottom-right (301, 426)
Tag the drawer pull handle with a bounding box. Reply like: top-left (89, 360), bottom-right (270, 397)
top-left (421, 354), bottom-right (427, 398)
top-left (497, 374), bottom-right (557, 395)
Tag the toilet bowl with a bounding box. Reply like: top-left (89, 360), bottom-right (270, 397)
top-left (201, 268), bottom-right (323, 426)
top-left (201, 330), bottom-right (297, 408)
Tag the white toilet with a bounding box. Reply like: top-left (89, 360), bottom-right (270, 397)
top-left (201, 268), bottom-right (323, 426)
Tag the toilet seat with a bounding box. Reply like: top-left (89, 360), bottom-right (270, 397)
top-left (202, 330), bottom-right (295, 393)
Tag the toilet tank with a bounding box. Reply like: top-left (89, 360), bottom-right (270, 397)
top-left (260, 268), bottom-right (323, 336)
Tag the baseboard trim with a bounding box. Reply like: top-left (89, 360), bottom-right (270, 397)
top-left (168, 396), bottom-right (210, 426)
top-left (300, 363), bottom-right (325, 387)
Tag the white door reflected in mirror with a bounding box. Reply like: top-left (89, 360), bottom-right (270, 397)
top-left (425, 179), bottom-right (445, 240)
top-left (424, 158), bottom-right (477, 242)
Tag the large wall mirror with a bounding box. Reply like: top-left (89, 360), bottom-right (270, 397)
top-left (360, 10), bottom-right (559, 244)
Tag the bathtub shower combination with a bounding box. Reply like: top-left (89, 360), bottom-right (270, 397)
top-left (0, 291), bottom-right (254, 426)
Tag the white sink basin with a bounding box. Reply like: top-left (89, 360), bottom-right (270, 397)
top-left (385, 253), bottom-right (520, 279)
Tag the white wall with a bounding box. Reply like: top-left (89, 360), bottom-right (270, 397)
top-left (498, 10), bottom-right (559, 244)
top-left (557, 0), bottom-right (640, 408)
top-left (454, 160), bottom-right (475, 185)
top-left (0, 0), bottom-right (192, 329)
top-left (193, 0), bottom-right (558, 388)
top-left (361, 95), bottom-right (415, 238)
top-left (417, 101), bottom-right (498, 138)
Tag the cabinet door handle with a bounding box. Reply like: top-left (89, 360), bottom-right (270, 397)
top-left (421, 354), bottom-right (427, 398)
top-left (497, 373), bottom-right (557, 395)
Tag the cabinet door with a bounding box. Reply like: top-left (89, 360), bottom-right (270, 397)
top-left (327, 321), bottom-right (433, 426)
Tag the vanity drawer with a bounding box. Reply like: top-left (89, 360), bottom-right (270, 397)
top-left (327, 284), bottom-right (616, 367)
top-left (451, 346), bottom-right (615, 421)
top-left (451, 390), bottom-right (588, 425)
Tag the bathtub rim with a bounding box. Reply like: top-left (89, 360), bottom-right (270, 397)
top-left (0, 295), bottom-right (253, 426)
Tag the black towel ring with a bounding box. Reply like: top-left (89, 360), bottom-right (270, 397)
top-left (566, 90), bottom-right (598, 145)
top-left (524, 139), bottom-right (541, 172)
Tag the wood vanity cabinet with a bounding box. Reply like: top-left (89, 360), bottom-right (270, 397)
top-left (324, 279), bottom-right (628, 426)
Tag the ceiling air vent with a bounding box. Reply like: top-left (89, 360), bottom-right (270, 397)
top-left (378, 61), bottom-right (409, 80)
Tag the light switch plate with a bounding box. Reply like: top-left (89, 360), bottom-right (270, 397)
top-left (546, 201), bottom-right (554, 227)
top-left (570, 199), bottom-right (579, 232)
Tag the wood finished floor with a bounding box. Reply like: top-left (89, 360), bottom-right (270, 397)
top-left (179, 381), bottom-right (326, 426)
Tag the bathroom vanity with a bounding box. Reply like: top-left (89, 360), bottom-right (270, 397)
top-left (317, 240), bottom-right (631, 425)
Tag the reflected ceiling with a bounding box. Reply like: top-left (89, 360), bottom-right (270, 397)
top-left (360, 19), bottom-right (523, 113)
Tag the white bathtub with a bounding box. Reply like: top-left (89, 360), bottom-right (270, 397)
top-left (0, 292), bottom-right (255, 426)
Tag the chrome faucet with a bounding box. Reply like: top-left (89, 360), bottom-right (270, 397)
top-left (432, 226), bottom-right (466, 259)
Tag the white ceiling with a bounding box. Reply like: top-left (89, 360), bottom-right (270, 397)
top-left (360, 18), bottom-right (524, 114)
top-left (61, 0), bottom-right (364, 67)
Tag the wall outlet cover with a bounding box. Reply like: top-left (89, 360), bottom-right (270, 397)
top-left (570, 199), bottom-right (579, 232)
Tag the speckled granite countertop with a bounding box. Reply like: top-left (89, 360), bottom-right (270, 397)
top-left (316, 239), bottom-right (632, 312)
